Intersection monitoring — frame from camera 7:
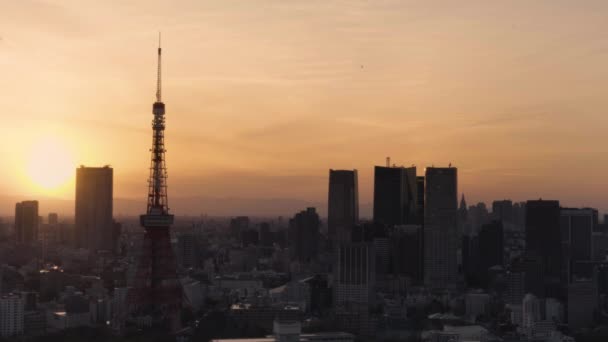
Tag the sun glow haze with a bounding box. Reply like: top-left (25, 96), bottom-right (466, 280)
top-left (25, 136), bottom-right (75, 194)
top-left (2, 1), bottom-right (608, 215)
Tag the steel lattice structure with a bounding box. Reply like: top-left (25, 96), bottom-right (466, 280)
top-left (128, 35), bottom-right (182, 331)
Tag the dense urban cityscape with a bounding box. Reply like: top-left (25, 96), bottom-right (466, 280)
top-left (0, 43), bottom-right (605, 342)
top-left (3, 2), bottom-right (608, 342)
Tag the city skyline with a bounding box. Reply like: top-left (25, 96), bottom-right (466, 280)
top-left (2, 1), bottom-right (608, 215)
top-left (2, 2), bottom-right (607, 341)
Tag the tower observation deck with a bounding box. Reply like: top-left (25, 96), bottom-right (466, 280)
top-left (129, 35), bottom-right (182, 332)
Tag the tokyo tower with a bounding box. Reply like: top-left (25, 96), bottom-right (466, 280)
top-left (129, 35), bottom-right (182, 331)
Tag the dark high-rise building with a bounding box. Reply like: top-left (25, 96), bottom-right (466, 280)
top-left (493, 200), bottom-right (514, 223)
top-left (373, 165), bottom-right (417, 227)
top-left (15, 201), bottom-right (39, 243)
top-left (176, 233), bottom-right (196, 268)
top-left (462, 234), bottom-right (480, 286)
top-left (75, 166), bottom-right (113, 251)
top-left (230, 216), bottom-right (250, 240)
top-left (334, 242), bottom-right (375, 305)
top-left (568, 278), bottom-right (598, 331)
top-left (560, 208), bottom-right (594, 282)
top-left (525, 200), bottom-right (562, 296)
top-left (289, 208), bottom-right (320, 263)
top-left (259, 222), bottom-right (272, 247)
top-left (416, 176), bottom-right (425, 223)
top-left (478, 221), bottom-right (504, 285)
top-left (390, 225), bottom-right (423, 282)
top-left (424, 167), bottom-right (458, 288)
top-left (328, 169), bottom-right (359, 244)
top-left (241, 229), bottom-right (259, 247)
top-left (48, 213), bottom-right (58, 226)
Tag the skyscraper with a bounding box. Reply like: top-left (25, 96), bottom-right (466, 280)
top-left (48, 213), bottom-right (58, 226)
top-left (477, 220), bottom-right (504, 285)
top-left (568, 279), bottom-right (598, 330)
top-left (15, 201), bottom-right (39, 244)
top-left (424, 166), bottom-right (458, 288)
top-left (493, 200), bottom-right (514, 223)
top-left (289, 208), bottom-right (320, 263)
top-left (328, 169), bottom-right (359, 245)
top-left (525, 200), bottom-right (561, 297)
top-left (560, 208), bottom-right (594, 281)
top-left (75, 166), bottom-right (113, 251)
top-left (390, 225), bottom-right (423, 282)
top-left (0, 293), bottom-right (24, 337)
top-left (334, 243), bottom-right (375, 305)
top-left (373, 165), bottom-right (417, 227)
top-left (416, 176), bottom-right (425, 222)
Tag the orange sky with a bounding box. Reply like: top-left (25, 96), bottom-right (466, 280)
top-left (1, 1), bottom-right (608, 216)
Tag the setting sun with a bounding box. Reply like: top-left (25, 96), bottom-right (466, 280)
top-left (26, 137), bottom-right (75, 192)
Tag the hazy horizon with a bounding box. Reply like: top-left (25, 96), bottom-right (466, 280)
top-left (2, 1), bottom-right (608, 216)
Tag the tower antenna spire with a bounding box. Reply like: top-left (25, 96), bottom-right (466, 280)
top-left (156, 32), bottom-right (162, 102)
top-left (128, 36), bottom-right (182, 332)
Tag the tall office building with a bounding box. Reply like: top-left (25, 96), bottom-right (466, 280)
top-left (75, 166), bottom-right (113, 251)
top-left (15, 201), bottom-right (39, 244)
top-left (328, 170), bottom-right (359, 245)
top-left (289, 208), bottom-right (320, 263)
top-left (560, 208), bottom-right (594, 282)
top-left (373, 165), bottom-right (418, 227)
top-left (416, 176), bottom-right (425, 222)
top-left (478, 221), bottom-right (504, 274)
top-left (424, 167), bottom-right (458, 288)
top-left (568, 279), bottom-right (598, 331)
top-left (334, 243), bottom-right (375, 305)
top-left (522, 293), bottom-right (541, 329)
top-left (0, 294), bottom-right (24, 337)
top-left (333, 241), bottom-right (376, 338)
top-left (525, 200), bottom-right (561, 297)
top-left (493, 200), bottom-right (514, 223)
top-left (47, 213), bottom-right (58, 226)
top-left (230, 216), bottom-right (250, 240)
top-left (390, 225), bottom-right (423, 282)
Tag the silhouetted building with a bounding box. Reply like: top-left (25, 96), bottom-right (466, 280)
top-left (373, 165), bottom-right (418, 227)
top-left (390, 225), bottom-right (423, 282)
top-left (176, 233), bottom-right (196, 268)
top-left (230, 216), bottom-right (250, 240)
top-left (462, 234), bottom-right (480, 287)
top-left (75, 166), bottom-right (113, 251)
top-left (327, 170), bottom-right (359, 243)
top-left (568, 278), bottom-right (598, 331)
top-left (525, 200), bottom-right (562, 297)
top-left (289, 208), bottom-right (320, 263)
top-left (259, 222), bottom-right (272, 248)
top-left (241, 229), bottom-right (259, 247)
top-left (47, 213), bottom-right (58, 226)
top-left (334, 243), bottom-right (374, 306)
top-left (478, 221), bottom-right (504, 283)
top-left (561, 208), bottom-right (594, 282)
top-left (416, 176), bottom-right (425, 222)
top-left (512, 255), bottom-right (545, 298)
top-left (424, 167), bottom-right (458, 288)
top-left (0, 293), bottom-right (24, 337)
top-left (328, 170), bottom-right (359, 245)
top-left (505, 271), bottom-right (526, 305)
top-left (493, 200), bottom-right (514, 223)
top-left (15, 201), bottom-right (39, 244)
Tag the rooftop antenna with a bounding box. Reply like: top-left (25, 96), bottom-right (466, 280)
top-left (386, 157), bottom-right (390, 167)
top-left (156, 32), bottom-right (162, 103)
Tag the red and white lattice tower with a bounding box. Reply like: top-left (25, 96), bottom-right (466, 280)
top-left (129, 35), bottom-right (182, 331)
